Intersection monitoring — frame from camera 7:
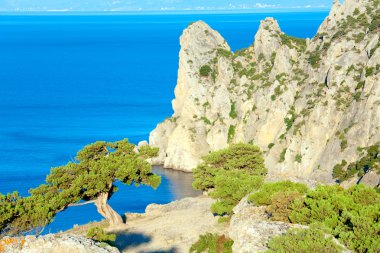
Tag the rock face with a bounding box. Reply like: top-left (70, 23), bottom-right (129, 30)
top-left (1, 234), bottom-right (119, 253)
top-left (150, 0), bottom-right (380, 184)
top-left (227, 196), bottom-right (302, 253)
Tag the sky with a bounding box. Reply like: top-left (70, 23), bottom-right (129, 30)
top-left (0, 0), bottom-right (333, 12)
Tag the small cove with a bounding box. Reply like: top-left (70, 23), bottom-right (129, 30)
top-left (45, 166), bottom-right (202, 233)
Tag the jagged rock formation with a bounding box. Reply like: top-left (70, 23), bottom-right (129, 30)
top-left (1, 234), bottom-right (119, 253)
top-left (150, 0), bottom-right (380, 184)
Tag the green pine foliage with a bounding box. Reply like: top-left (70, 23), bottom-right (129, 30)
top-left (0, 192), bottom-right (21, 236)
top-left (87, 227), bottom-right (116, 246)
top-left (248, 181), bottom-right (307, 222)
top-left (199, 65), bottom-right (213, 77)
top-left (0, 139), bottom-right (161, 236)
top-left (280, 34), bottom-right (307, 52)
top-left (192, 143), bottom-right (267, 216)
top-left (308, 51), bottom-right (321, 68)
top-left (265, 191), bottom-right (304, 222)
top-left (189, 233), bottom-right (233, 253)
top-left (248, 181), bottom-right (308, 206)
top-left (210, 170), bottom-right (263, 216)
top-left (227, 125), bottom-right (236, 143)
top-left (266, 227), bottom-right (342, 253)
top-left (289, 185), bottom-right (380, 253)
top-left (229, 101), bottom-right (238, 119)
top-left (332, 144), bottom-right (380, 182)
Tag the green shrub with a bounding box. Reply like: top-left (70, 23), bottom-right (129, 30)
top-left (366, 67), bottom-right (375, 77)
top-left (229, 102), bottom-right (238, 119)
top-left (189, 233), bottom-right (233, 253)
top-left (210, 170), bottom-right (263, 216)
top-left (266, 191), bottom-right (304, 222)
top-left (308, 52), bottom-right (321, 68)
top-left (295, 154), bottom-right (302, 163)
top-left (193, 144), bottom-right (267, 216)
top-left (268, 143), bottom-right (275, 149)
top-left (284, 106), bottom-right (297, 131)
top-left (280, 34), bottom-right (307, 52)
top-left (0, 192), bottom-right (21, 235)
top-left (248, 180), bottom-right (308, 206)
top-left (332, 145), bottom-right (380, 182)
top-left (217, 48), bottom-right (233, 58)
top-left (201, 117), bottom-right (212, 125)
top-left (279, 148), bottom-right (287, 163)
top-left (200, 65), bottom-right (212, 77)
top-left (193, 143), bottom-right (267, 191)
top-left (369, 15), bottom-right (380, 32)
top-left (87, 227), bottom-right (116, 246)
top-left (227, 125), bottom-right (236, 143)
top-left (267, 227), bottom-right (342, 253)
top-left (289, 185), bottom-right (380, 253)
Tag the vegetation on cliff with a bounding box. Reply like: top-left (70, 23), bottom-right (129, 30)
top-left (189, 233), bottom-right (233, 253)
top-left (333, 144), bottom-right (380, 183)
top-left (192, 142), bottom-right (379, 252)
top-left (255, 183), bottom-right (380, 253)
top-left (0, 139), bottom-right (160, 237)
top-left (192, 143), bottom-right (267, 217)
top-left (86, 227), bottom-right (116, 247)
top-left (266, 227), bottom-right (342, 253)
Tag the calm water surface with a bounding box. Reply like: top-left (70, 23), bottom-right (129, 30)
top-left (0, 12), bottom-right (327, 232)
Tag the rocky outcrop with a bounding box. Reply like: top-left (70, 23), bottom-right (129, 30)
top-left (109, 196), bottom-right (225, 253)
top-left (228, 196), bottom-right (352, 253)
top-left (150, 0), bottom-right (380, 184)
top-left (227, 196), bottom-right (302, 252)
top-left (1, 234), bottom-right (119, 253)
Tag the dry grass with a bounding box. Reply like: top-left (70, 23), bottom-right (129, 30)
top-left (62, 220), bottom-right (109, 236)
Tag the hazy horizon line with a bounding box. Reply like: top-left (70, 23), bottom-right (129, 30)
top-left (0, 7), bottom-right (330, 15)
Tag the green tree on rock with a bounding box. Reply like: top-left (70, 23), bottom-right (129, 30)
top-left (192, 143), bottom-right (267, 216)
top-left (0, 139), bottom-right (160, 236)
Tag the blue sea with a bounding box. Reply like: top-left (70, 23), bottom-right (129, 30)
top-left (0, 12), bottom-right (327, 233)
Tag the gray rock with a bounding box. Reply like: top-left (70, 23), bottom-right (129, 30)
top-left (228, 197), bottom-right (305, 253)
top-left (149, 0), bottom-right (380, 186)
top-left (2, 234), bottom-right (119, 253)
top-left (360, 170), bottom-right (380, 188)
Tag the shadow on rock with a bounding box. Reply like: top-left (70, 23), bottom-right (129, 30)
top-left (142, 248), bottom-right (178, 253)
top-left (114, 232), bottom-right (151, 251)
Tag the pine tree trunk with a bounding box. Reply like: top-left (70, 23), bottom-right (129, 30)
top-left (94, 192), bottom-right (123, 225)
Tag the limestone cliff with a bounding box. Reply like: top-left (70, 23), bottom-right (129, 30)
top-left (150, 0), bottom-right (380, 184)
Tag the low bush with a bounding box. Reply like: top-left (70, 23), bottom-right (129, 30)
top-left (332, 144), bottom-right (380, 182)
top-left (200, 65), bottom-right (212, 77)
top-left (87, 227), bottom-right (116, 246)
top-left (266, 191), bottom-right (303, 222)
top-left (210, 170), bottom-right (263, 216)
top-left (193, 143), bottom-right (267, 191)
top-left (227, 125), bottom-right (236, 143)
top-left (189, 233), bottom-right (233, 253)
top-left (193, 144), bottom-right (267, 217)
top-left (248, 181), bottom-right (308, 206)
top-left (229, 102), bottom-right (238, 119)
top-left (308, 51), bottom-right (321, 68)
top-left (267, 227), bottom-right (342, 253)
top-left (289, 185), bottom-right (380, 253)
